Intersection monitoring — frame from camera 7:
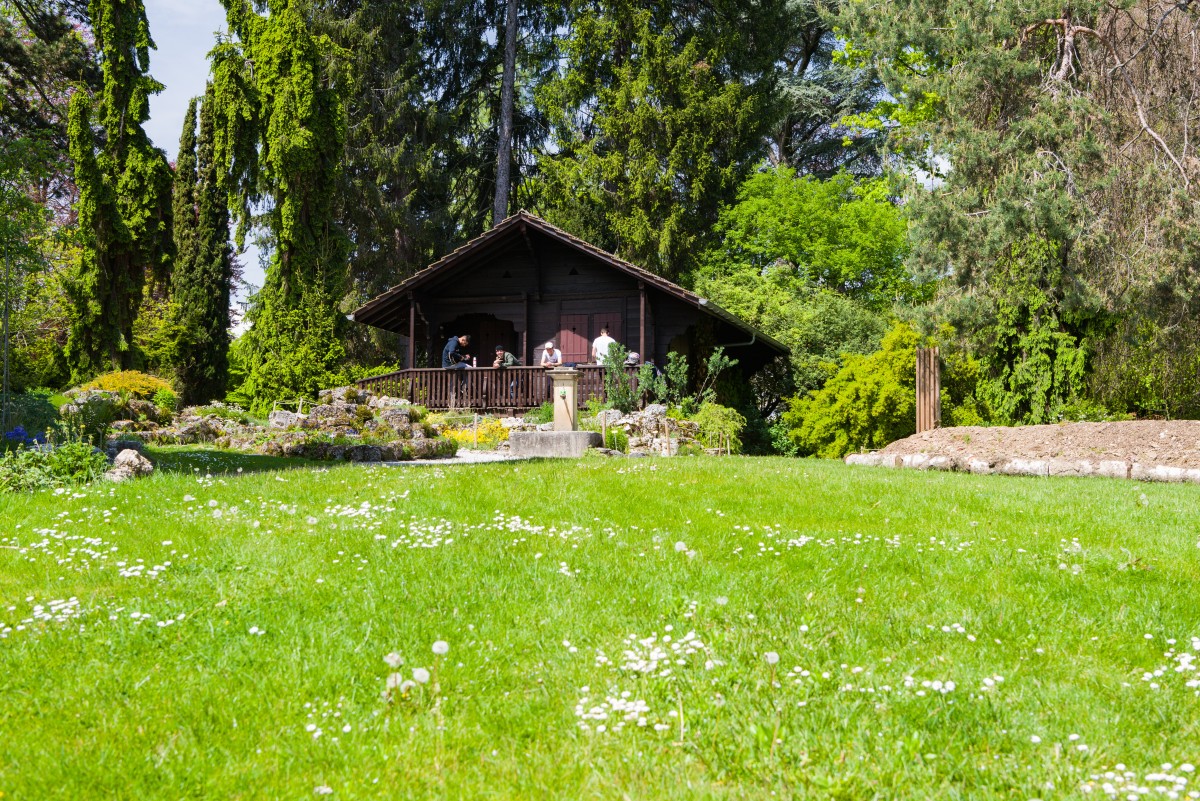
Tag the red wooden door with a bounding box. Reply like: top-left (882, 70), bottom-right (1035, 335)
top-left (558, 314), bottom-right (589, 365)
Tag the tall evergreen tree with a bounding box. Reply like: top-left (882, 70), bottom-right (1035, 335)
top-left (211, 0), bottom-right (347, 414)
top-left (171, 97), bottom-right (198, 277)
top-left (169, 88), bottom-right (232, 405)
top-left (1, 1), bottom-right (97, 147)
top-left (64, 0), bottom-right (173, 380)
top-left (769, 0), bottom-right (882, 177)
top-left (310, 0), bottom-right (560, 363)
top-left (535, 0), bottom-right (789, 283)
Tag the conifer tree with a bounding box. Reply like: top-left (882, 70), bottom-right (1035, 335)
top-left (64, 0), bottom-right (173, 380)
top-left (169, 87), bottom-right (232, 405)
top-left (171, 97), bottom-right (198, 284)
top-left (536, 0), bottom-right (789, 283)
top-left (210, 0), bottom-right (347, 414)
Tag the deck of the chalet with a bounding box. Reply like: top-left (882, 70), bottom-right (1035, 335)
top-left (356, 365), bottom-right (639, 411)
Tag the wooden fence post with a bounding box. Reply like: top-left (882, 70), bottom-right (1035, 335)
top-left (916, 347), bottom-right (942, 434)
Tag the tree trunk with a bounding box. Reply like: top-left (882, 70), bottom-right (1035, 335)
top-left (493, 0), bottom-right (518, 226)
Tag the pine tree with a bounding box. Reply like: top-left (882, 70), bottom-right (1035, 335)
top-left (169, 87), bottom-right (232, 405)
top-left (64, 0), bottom-right (173, 380)
top-left (210, 0), bottom-right (347, 414)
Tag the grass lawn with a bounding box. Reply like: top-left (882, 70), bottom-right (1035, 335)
top-left (1, 455), bottom-right (1198, 799)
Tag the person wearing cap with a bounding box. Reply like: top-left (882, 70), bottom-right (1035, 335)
top-left (540, 340), bottom-right (563, 398)
top-left (492, 344), bottom-right (520, 400)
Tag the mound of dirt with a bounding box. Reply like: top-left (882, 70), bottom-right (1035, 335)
top-left (880, 420), bottom-right (1200, 468)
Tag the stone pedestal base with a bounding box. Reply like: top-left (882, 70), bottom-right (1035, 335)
top-left (509, 431), bottom-right (602, 458)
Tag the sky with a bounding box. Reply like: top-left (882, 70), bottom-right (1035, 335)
top-left (142, 0), bottom-right (265, 298)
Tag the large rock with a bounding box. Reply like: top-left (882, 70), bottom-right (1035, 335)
top-left (376, 409), bottom-right (412, 433)
top-left (594, 408), bottom-right (624, 426)
top-left (318, 386), bottom-right (367, 405)
top-left (105, 449), bottom-right (154, 482)
top-left (127, 398), bottom-right (171, 424)
top-left (303, 403), bottom-right (359, 430)
top-left (367, 395), bottom-right (410, 410)
top-left (268, 410), bottom-right (306, 429)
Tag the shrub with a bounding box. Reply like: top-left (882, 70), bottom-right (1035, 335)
top-left (0, 448), bottom-right (57, 492)
top-left (525, 401), bottom-right (554, 424)
top-left (691, 402), bottom-right (747, 453)
top-left (153, 387), bottom-right (178, 415)
top-left (0, 438), bottom-right (108, 493)
top-left (1057, 398), bottom-right (1133, 423)
top-left (83, 370), bottom-right (174, 399)
top-left (46, 441), bottom-right (108, 484)
top-left (442, 416), bottom-right (510, 449)
top-left (602, 345), bottom-right (636, 413)
top-left (783, 323), bottom-right (922, 458)
top-left (4, 425), bottom-right (44, 451)
top-left (191, 403), bottom-right (254, 425)
top-left (57, 391), bottom-right (119, 447)
top-left (636, 349), bottom-right (738, 416)
top-left (2, 390), bottom-right (60, 441)
top-left (603, 428), bottom-right (628, 452)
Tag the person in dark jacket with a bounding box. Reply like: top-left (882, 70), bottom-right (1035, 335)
top-left (442, 334), bottom-right (471, 369)
top-left (492, 344), bottom-right (520, 368)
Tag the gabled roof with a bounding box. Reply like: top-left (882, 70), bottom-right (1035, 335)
top-left (349, 210), bottom-right (788, 355)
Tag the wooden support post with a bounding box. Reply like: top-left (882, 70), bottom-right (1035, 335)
top-left (916, 347), bottom-right (942, 433)
top-left (639, 281), bottom-right (646, 360)
top-left (473, 414), bottom-right (478, 448)
top-left (602, 412), bottom-right (608, 449)
top-left (407, 292), bottom-right (416, 369)
top-left (523, 292), bottom-right (530, 365)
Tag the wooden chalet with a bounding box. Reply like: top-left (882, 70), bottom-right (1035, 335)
top-left (350, 211), bottom-right (787, 410)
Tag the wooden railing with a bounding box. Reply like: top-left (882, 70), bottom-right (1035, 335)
top-left (355, 366), bottom-right (639, 411)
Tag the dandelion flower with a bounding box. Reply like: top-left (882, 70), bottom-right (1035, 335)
top-left (765, 652), bottom-right (780, 665)
top-left (384, 652), bottom-right (403, 668)
top-left (714, 596), bottom-right (728, 606)
top-left (413, 667), bottom-right (430, 684)
top-left (432, 640), bottom-right (449, 655)
top-left (1030, 735), bottom-right (1041, 744)
top-left (674, 541), bottom-right (687, 552)
top-left (386, 673), bottom-right (404, 689)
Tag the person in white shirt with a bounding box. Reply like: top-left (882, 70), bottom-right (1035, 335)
top-left (591, 327), bottom-right (618, 363)
top-left (541, 340), bottom-right (563, 398)
top-left (540, 340), bottom-right (562, 367)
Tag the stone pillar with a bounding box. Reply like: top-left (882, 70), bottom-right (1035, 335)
top-left (549, 367), bottom-right (580, 431)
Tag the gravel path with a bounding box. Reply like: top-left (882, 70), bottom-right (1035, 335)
top-left (378, 449), bottom-right (524, 467)
top-left (881, 420), bottom-right (1200, 466)
top-left (846, 420), bottom-right (1200, 482)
